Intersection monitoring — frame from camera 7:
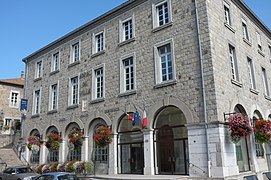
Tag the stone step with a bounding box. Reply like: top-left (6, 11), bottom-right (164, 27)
top-left (0, 148), bottom-right (24, 167)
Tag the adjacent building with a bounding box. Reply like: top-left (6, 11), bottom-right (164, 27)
top-left (0, 72), bottom-right (24, 134)
top-left (22, 0), bottom-right (271, 179)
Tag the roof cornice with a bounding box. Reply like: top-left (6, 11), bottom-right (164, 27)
top-left (23, 0), bottom-right (147, 63)
top-left (233, 0), bottom-right (271, 39)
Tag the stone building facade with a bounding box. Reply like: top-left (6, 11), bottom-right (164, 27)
top-left (22, 0), bottom-right (271, 179)
top-left (0, 72), bottom-right (24, 134)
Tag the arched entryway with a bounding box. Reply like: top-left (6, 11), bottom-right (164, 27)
top-left (65, 122), bottom-right (82, 161)
top-left (45, 126), bottom-right (60, 163)
top-left (234, 104), bottom-right (251, 172)
top-left (253, 110), bottom-right (264, 158)
top-left (29, 129), bottom-right (41, 164)
top-left (153, 106), bottom-right (188, 175)
top-left (118, 113), bottom-right (144, 174)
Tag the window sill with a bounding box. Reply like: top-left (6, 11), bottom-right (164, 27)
top-left (91, 50), bottom-right (105, 58)
top-left (154, 80), bottom-right (177, 89)
top-left (250, 88), bottom-right (259, 95)
top-left (118, 37), bottom-right (135, 47)
top-left (90, 98), bottom-right (105, 104)
top-left (31, 114), bottom-right (40, 118)
top-left (152, 22), bottom-right (173, 33)
top-left (264, 95), bottom-right (271, 101)
top-left (224, 23), bottom-right (236, 33)
top-left (118, 90), bottom-right (136, 97)
top-left (68, 61), bottom-right (80, 68)
top-left (258, 49), bottom-right (265, 57)
top-left (47, 109), bottom-right (58, 114)
top-left (243, 38), bottom-right (252, 46)
top-left (231, 79), bottom-right (242, 88)
top-left (34, 77), bottom-right (42, 82)
top-left (66, 104), bottom-right (79, 110)
top-left (9, 106), bottom-right (19, 109)
top-left (50, 70), bottom-right (60, 76)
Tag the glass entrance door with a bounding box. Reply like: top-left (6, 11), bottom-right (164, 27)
top-left (120, 143), bottom-right (144, 174)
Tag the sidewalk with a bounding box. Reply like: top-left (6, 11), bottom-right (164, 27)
top-left (83, 174), bottom-right (189, 180)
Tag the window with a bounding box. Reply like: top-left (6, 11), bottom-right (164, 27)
top-left (153, 0), bottom-right (172, 28)
top-left (33, 89), bottom-right (41, 115)
top-left (247, 58), bottom-right (256, 90)
top-left (92, 65), bottom-right (104, 100)
top-left (52, 52), bottom-right (59, 72)
top-left (48, 150), bottom-right (59, 163)
top-left (120, 18), bottom-right (134, 42)
top-left (70, 76), bottom-right (79, 105)
top-left (71, 43), bottom-right (80, 63)
top-left (268, 45), bottom-right (271, 62)
top-left (229, 45), bottom-right (239, 81)
top-left (94, 144), bottom-right (108, 162)
top-left (256, 32), bottom-right (262, 51)
top-left (242, 20), bottom-right (249, 40)
top-left (68, 148), bottom-right (81, 161)
top-left (154, 40), bottom-right (175, 84)
top-left (94, 32), bottom-right (104, 53)
top-left (10, 91), bottom-right (19, 107)
top-left (224, 2), bottom-right (231, 26)
top-left (120, 56), bottom-right (135, 93)
top-left (35, 61), bottom-right (42, 79)
top-left (262, 67), bottom-right (270, 96)
top-left (49, 83), bottom-right (58, 111)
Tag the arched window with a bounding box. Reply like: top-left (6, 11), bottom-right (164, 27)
top-left (94, 124), bottom-right (108, 163)
top-left (66, 123), bottom-right (82, 161)
top-left (46, 127), bottom-right (60, 163)
top-left (29, 129), bottom-right (40, 164)
top-left (253, 110), bottom-right (264, 157)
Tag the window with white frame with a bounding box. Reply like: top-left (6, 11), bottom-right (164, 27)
top-left (262, 67), bottom-right (270, 96)
top-left (154, 40), bottom-right (175, 84)
top-left (256, 32), bottom-right (262, 51)
top-left (52, 52), bottom-right (59, 72)
top-left (242, 20), bottom-right (249, 40)
top-left (229, 44), bottom-right (239, 81)
top-left (33, 89), bottom-right (41, 115)
top-left (247, 57), bottom-right (256, 90)
top-left (71, 43), bottom-right (80, 63)
top-left (153, 0), bottom-right (171, 28)
top-left (70, 76), bottom-right (79, 105)
top-left (94, 32), bottom-right (104, 53)
top-left (268, 44), bottom-right (271, 61)
top-left (121, 18), bottom-right (133, 42)
top-left (49, 83), bottom-right (58, 111)
top-left (9, 91), bottom-right (19, 107)
top-left (120, 56), bottom-right (135, 92)
top-left (92, 66), bottom-right (104, 100)
top-left (35, 61), bottom-right (42, 79)
top-left (224, 2), bottom-right (231, 26)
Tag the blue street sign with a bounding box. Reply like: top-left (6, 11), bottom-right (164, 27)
top-left (20, 99), bottom-right (28, 111)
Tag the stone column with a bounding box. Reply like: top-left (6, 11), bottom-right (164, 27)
top-left (108, 133), bottom-right (118, 175)
top-left (60, 140), bottom-right (66, 162)
top-left (82, 136), bottom-right (89, 161)
top-left (40, 143), bottom-right (46, 164)
top-left (143, 129), bottom-right (155, 175)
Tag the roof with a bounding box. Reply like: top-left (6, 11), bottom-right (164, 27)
top-left (0, 78), bottom-right (24, 87)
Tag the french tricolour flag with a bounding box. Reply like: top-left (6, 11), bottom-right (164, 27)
top-left (142, 110), bottom-right (147, 129)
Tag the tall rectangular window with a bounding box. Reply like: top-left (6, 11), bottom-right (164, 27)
top-left (10, 91), bottom-right (19, 107)
top-left (224, 3), bottom-right (231, 26)
top-left (242, 21), bottom-right (249, 40)
top-left (152, 0), bottom-right (171, 29)
top-left (247, 58), bottom-right (256, 89)
top-left (262, 68), bottom-right (270, 96)
top-left (122, 19), bottom-right (133, 41)
top-left (95, 68), bottom-right (104, 99)
top-left (70, 77), bottom-right (79, 105)
top-left (159, 44), bottom-right (173, 82)
top-left (95, 32), bottom-right (104, 53)
top-left (52, 52), bottom-right (59, 72)
top-left (229, 45), bottom-right (238, 81)
top-left (268, 45), bottom-right (271, 62)
top-left (33, 89), bottom-right (41, 114)
top-left (256, 32), bottom-right (262, 51)
top-left (50, 84), bottom-right (58, 110)
top-left (36, 61), bottom-right (42, 79)
top-left (72, 43), bottom-right (80, 62)
top-left (123, 57), bottom-right (134, 91)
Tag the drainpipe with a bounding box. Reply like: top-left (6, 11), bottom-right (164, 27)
top-left (194, 0), bottom-right (211, 177)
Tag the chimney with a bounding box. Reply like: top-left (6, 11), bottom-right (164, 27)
top-left (21, 71), bottom-right (25, 79)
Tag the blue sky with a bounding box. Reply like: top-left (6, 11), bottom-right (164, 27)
top-left (0, 0), bottom-right (270, 79)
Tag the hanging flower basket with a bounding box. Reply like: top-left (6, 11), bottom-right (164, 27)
top-left (94, 126), bottom-right (112, 147)
top-left (68, 128), bottom-right (83, 150)
top-left (228, 113), bottom-right (253, 143)
top-left (27, 135), bottom-right (41, 152)
top-left (45, 133), bottom-right (62, 151)
top-left (254, 119), bottom-right (271, 144)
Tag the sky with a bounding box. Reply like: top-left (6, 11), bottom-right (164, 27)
top-left (0, 0), bottom-right (270, 80)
